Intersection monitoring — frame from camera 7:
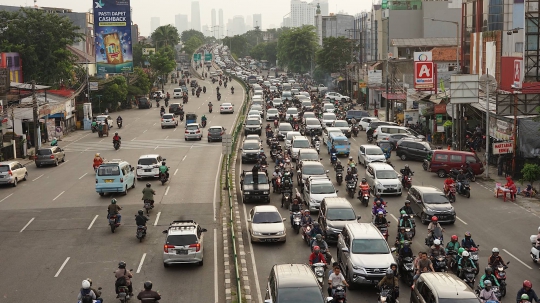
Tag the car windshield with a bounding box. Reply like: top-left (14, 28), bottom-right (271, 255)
top-left (334, 121), bottom-right (348, 127)
top-left (303, 165), bottom-right (325, 175)
top-left (300, 152), bottom-right (318, 160)
top-left (267, 109), bottom-right (278, 114)
top-left (287, 108), bottom-right (298, 114)
top-left (333, 139), bottom-right (348, 146)
top-left (303, 101), bottom-right (312, 106)
top-left (96, 117), bottom-right (107, 122)
top-left (222, 103), bottom-right (232, 107)
top-left (293, 140), bottom-right (310, 148)
top-left (162, 114), bottom-right (173, 119)
top-left (246, 120), bottom-right (260, 125)
top-left (252, 212), bottom-right (282, 223)
top-left (304, 113), bottom-right (315, 118)
top-left (276, 287), bottom-right (325, 303)
top-left (279, 124), bottom-right (293, 131)
top-left (366, 148), bottom-right (384, 155)
top-left (438, 299), bottom-right (480, 303)
top-left (376, 170), bottom-right (398, 179)
top-left (37, 149), bottom-right (52, 155)
top-left (282, 92), bottom-right (292, 97)
top-left (351, 239), bottom-right (390, 254)
top-left (327, 208), bottom-right (356, 221)
top-left (252, 106), bottom-right (262, 111)
top-left (323, 114), bottom-right (337, 120)
top-left (243, 173), bottom-right (268, 184)
top-left (324, 104), bottom-right (334, 109)
top-left (166, 234), bottom-right (198, 246)
top-left (187, 125), bottom-right (199, 130)
top-left (306, 119), bottom-right (319, 125)
top-left (98, 165), bottom-right (121, 176)
top-left (423, 193), bottom-right (450, 204)
top-left (138, 158), bottom-right (158, 165)
top-left (243, 142), bottom-right (260, 150)
top-left (311, 183), bottom-right (335, 194)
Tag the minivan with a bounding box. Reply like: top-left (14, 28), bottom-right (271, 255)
top-left (291, 136), bottom-right (311, 161)
top-left (327, 133), bottom-right (350, 157)
top-left (410, 273), bottom-right (478, 303)
top-left (428, 150), bottom-right (484, 178)
top-left (173, 88), bottom-right (183, 99)
top-left (95, 160), bottom-right (136, 196)
top-left (318, 197), bottom-right (360, 243)
top-left (374, 125), bottom-right (416, 140)
top-left (138, 97), bottom-right (152, 109)
top-left (265, 264), bottom-right (327, 303)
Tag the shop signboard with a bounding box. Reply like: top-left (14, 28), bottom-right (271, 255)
top-left (492, 142), bottom-right (513, 154)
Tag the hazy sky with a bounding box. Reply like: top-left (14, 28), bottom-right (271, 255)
top-left (0, 0), bottom-right (373, 36)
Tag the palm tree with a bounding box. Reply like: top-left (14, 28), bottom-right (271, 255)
top-left (151, 25), bottom-right (180, 49)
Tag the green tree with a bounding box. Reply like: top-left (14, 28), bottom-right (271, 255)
top-left (0, 8), bottom-right (83, 85)
top-left (277, 26), bottom-right (318, 74)
top-left (151, 25), bottom-right (180, 49)
top-left (264, 41), bottom-right (278, 65)
top-left (180, 29), bottom-right (205, 44)
top-left (521, 163), bottom-right (540, 188)
top-left (100, 76), bottom-right (127, 111)
top-left (183, 36), bottom-right (204, 55)
top-left (147, 46), bottom-right (176, 85)
top-left (250, 43), bottom-right (266, 60)
top-left (129, 67), bottom-right (150, 96)
top-left (315, 37), bottom-right (354, 73)
top-left (223, 35), bottom-right (250, 58)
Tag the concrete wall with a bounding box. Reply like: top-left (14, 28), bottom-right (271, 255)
top-left (389, 10), bottom-right (423, 39)
top-left (322, 14), bottom-right (355, 40)
top-left (422, 2), bottom-right (462, 38)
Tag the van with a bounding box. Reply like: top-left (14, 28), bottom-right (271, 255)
top-left (428, 150), bottom-right (484, 178)
top-left (95, 160), bottom-right (136, 196)
top-left (373, 125), bottom-right (411, 140)
top-left (173, 88), bottom-right (183, 99)
top-left (291, 136), bottom-right (311, 161)
top-left (138, 97), bottom-right (152, 109)
top-left (319, 197), bottom-right (360, 243)
top-left (265, 264), bottom-right (327, 303)
top-left (285, 131), bottom-right (302, 149)
top-left (410, 272), bottom-right (477, 303)
top-left (327, 133), bottom-right (350, 157)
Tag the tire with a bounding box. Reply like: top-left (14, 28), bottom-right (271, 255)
top-left (54, 160), bottom-right (59, 166)
top-left (420, 212), bottom-right (428, 225)
top-left (422, 162), bottom-right (428, 171)
top-left (23, 172), bottom-right (28, 181)
top-left (99, 192), bottom-right (105, 196)
top-left (139, 236), bottom-right (143, 242)
top-left (359, 125), bottom-right (363, 130)
top-left (466, 190), bottom-right (470, 198)
top-left (62, 156), bottom-right (66, 162)
top-left (111, 225), bottom-right (116, 233)
top-left (161, 126), bottom-right (164, 129)
top-left (400, 154), bottom-right (407, 161)
top-left (198, 259), bottom-right (204, 266)
top-left (123, 186), bottom-right (128, 196)
top-left (470, 175), bottom-right (476, 182)
top-left (131, 180), bottom-right (136, 189)
top-left (163, 263), bottom-right (169, 268)
top-left (437, 170), bottom-right (447, 178)
top-left (12, 178), bottom-right (17, 187)
top-left (36, 164), bottom-right (40, 168)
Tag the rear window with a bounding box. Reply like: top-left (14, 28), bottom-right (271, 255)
top-left (293, 139), bottom-right (310, 148)
top-left (98, 165), bottom-right (121, 176)
top-left (0, 165), bottom-right (9, 172)
top-left (187, 125), bottom-right (199, 130)
top-left (279, 124), bottom-right (293, 131)
top-left (243, 142), bottom-right (260, 150)
top-left (306, 119), bottom-right (320, 125)
top-left (138, 158), bottom-right (158, 165)
top-left (166, 234), bottom-right (198, 246)
top-left (162, 114), bottom-right (174, 119)
top-left (37, 149), bottom-right (52, 155)
top-left (209, 128), bottom-right (222, 133)
top-left (173, 88), bottom-right (182, 92)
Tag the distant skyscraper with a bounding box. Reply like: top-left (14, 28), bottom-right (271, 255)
top-left (191, 1), bottom-right (201, 32)
top-left (253, 14), bottom-right (262, 30)
top-left (290, 0), bottom-right (317, 27)
top-left (150, 17), bottom-right (160, 35)
top-left (246, 15), bottom-right (253, 31)
top-left (202, 25), bottom-right (209, 36)
top-left (175, 14), bottom-right (189, 35)
top-left (218, 9), bottom-right (224, 39)
top-left (211, 9), bottom-right (216, 37)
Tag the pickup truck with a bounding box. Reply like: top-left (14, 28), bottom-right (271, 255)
top-left (325, 92), bottom-right (351, 102)
top-left (240, 171), bottom-right (270, 203)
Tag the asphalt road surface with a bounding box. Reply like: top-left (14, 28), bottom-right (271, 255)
top-left (0, 63), bottom-right (242, 302)
top-left (236, 96), bottom-right (540, 303)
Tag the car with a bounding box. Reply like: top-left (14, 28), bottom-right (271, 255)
top-left (277, 123), bottom-right (293, 141)
top-left (345, 110), bottom-right (370, 123)
top-left (96, 115), bottom-right (113, 128)
top-left (410, 273), bottom-right (478, 303)
top-left (250, 105), bottom-right (264, 118)
top-left (325, 92), bottom-right (351, 102)
top-left (332, 120), bottom-right (351, 137)
top-left (318, 197), bottom-right (360, 243)
top-left (367, 121), bottom-right (398, 132)
top-left (303, 111), bottom-right (316, 122)
top-left (285, 131), bottom-right (302, 149)
top-left (282, 91), bottom-right (293, 101)
top-left (136, 154), bottom-right (164, 179)
top-left (337, 223), bottom-right (396, 286)
top-left (358, 117), bottom-right (379, 130)
top-left (173, 88), bottom-right (183, 99)
top-left (138, 97), bottom-right (152, 109)
top-left (428, 150), bottom-right (484, 177)
top-left (35, 147), bottom-right (65, 167)
top-left (286, 107), bottom-right (299, 119)
top-left (297, 161), bottom-right (328, 187)
top-left (162, 220), bottom-right (207, 267)
top-left (248, 205), bottom-right (286, 243)
top-left (272, 98), bottom-right (283, 107)
top-left (168, 103), bottom-right (183, 115)
top-left (303, 176), bottom-right (337, 212)
top-left (220, 103), bottom-right (234, 114)
top-left (297, 148), bottom-right (320, 167)
top-left (358, 144), bottom-right (386, 167)
top-left (248, 110), bottom-right (261, 120)
top-left (373, 125), bottom-right (420, 141)
top-left (327, 133), bottom-right (350, 156)
top-left (241, 139), bottom-right (262, 163)
top-left (304, 118), bottom-right (323, 135)
top-left (190, 79), bottom-right (198, 87)
top-left (241, 171), bottom-right (271, 203)
top-left (269, 85), bottom-right (278, 93)
top-left (290, 136), bottom-right (311, 161)
top-left (266, 108), bottom-right (279, 121)
top-left (323, 103), bottom-right (335, 113)
top-left (244, 117), bottom-right (262, 135)
top-left (385, 133), bottom-right (416, 149)
top-left (161, 113), bottom-right (178, 128)
top-left (245, 134), bottom-right (261, 142)
top-left (265, 264), bottom-right (327, 303)
top-left (321, 113), bottom-right (337, 127)
top-left (395, 138), bottom-right (436, 161)
top-left (208, 126), bottom-right (226, 142)
top-left (301, 100), bottom-right (313, 110)
top-left (95, 159), bottom-right (136, 195)
top-left (407, 185), bottom-right (456, 224)
top-left (152, 91), bottom-right (164, 99)
top-left (365, 162), bottom-right (402, 196)
top-left (184, 123), bottom-right (202, 141)
top-left (0, 161), bottom-right (27, 186)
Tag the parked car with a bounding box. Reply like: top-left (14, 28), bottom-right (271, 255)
top-left (138, 97), bottom-right (152, 109)
top-left (396, 138), bottom-right (436, 161)
top-left (35, 147), bottom-right (66, 167)
top-left (0, 161), bottom-right (28, 187)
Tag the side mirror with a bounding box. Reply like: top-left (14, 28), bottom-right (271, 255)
top-left (357, 216), bottom-right (362, 220)
top-left (341, 247), bottom-right (349, 253)
top-left (247, 219), bottom-right (251, 222)
top-left (391, 247), bottom-right (397, 252)
top-left (326, 170), bottom-right (330, 173)
top-left (162, 230), bottom-right (168, 234)
top-left (282, 218), bottom-right (287, 221)
top-left (336, 190), bottom-right (339, 193)
top-left (131, 167), bottom-right (135, 171)
top-left (201, 228), bottom-right (208, 232)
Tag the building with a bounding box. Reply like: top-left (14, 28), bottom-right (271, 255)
top-left (282, 16), bottom-right (292, 28)
top-left (211, 9), bottom-right (216, 31)
top-left (175, 14), bottom-right (189, 35)
top-left (0, 53), bottom-right (23, 83)
top-left (202, 25), bottom-right (209, 36)
top-left (191, 1), bottom-right (201, 31)
top-left (150, 17), bottom-right (160, 34)
top-left (315, 13), bottom-right (355, 46)
top-left (290, 0), bottom-right (317, 27)
top-left (232, 15), bottom-right (246, 35)
top-left (253, 14), bottom-right (262, 30)
top-left (246, 15), bottom-right (253, 32)
top-left (219, 9), bottom-right (224, 39)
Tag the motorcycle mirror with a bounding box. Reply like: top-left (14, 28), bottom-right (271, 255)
top-left (201, 228), bottom-right (208, 232)
top-left (162, 230), bottom-right (168, 234)
top-left (98, 287), bottom-right (103, 290)
top-left (336, 190), bottom-right (339, 193)
top-left (282, 218), bottom-right (287, 221)
top-left (326, 170), bottom-right (329, 173)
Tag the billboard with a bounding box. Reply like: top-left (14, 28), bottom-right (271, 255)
top-left (93, 0), bottom-right (133, 75)
top-left (414, 62), bottom-right (435, 89)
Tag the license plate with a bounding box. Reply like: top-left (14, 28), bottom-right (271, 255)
top-left (144, 169), bottom-right (151, 172)
top-left (105, 179), bottom-right (114, 183)
top-left (176, 250), bottom-right (188, 255)
top-left (190, 132), bottom-right (195, 134)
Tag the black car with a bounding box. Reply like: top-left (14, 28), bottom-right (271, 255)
top-left (407, 186), bottom-right (456, 224)
top-left (138, 97), bottom-right (152, 109)
top-left (241, 139), bottom-right (261, 163)
top-left (190, 80), bottom-right (198, 87)
top-left (367, 121), bottom-right (398, 131)
top-left (396, 138), bottom-right (436, 161)
top-left (386, 134), bottom-right (417, 149)
top-left (345, 110), bottom-right (370, 123)
top-left (318, 197), bottom-right (360, 243)
top-left (240, 171), bottom-right (270, 203)
top-left (168, 103), bottom-right (183, 115)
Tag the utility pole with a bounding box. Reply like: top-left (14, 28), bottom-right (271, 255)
top-left (32, 80), bottom-right (39, 150)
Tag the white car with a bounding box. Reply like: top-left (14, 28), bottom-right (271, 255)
top-left (286, 107), bottom-right (299, 119)
top-left (325, 92), bottom-right (351, 102)
top-left (272, 98), bottom-right (283, 107)
top-left (321, 113), bottom-right (337, 128)
top-left (358, 144), bottom-right (387, 167)
top-left (250, 105), bottom-right (264, 118)
top-left (323, 103), bottom-right (335, 113)
top-left (161, 114), bottom-right (178, 128)
top-left (0, 161), bottom-right (28, 186)
top-left (365, 162), bottom-right (402, 196)
top-left (96, 115), bottom-right (113, 128)
top-left (290, 136), bottom-right (311, 161)
top-left (185, 123), bottom-right (202, 141)
top-left (152, 91), bottom-right (164, 99)
top-left (136, 154), bottom-right (164, 179)
top-left (266, 108), bottom-right (279, 121)
top-left (248, 205), bottom-right (286, 243)
top-left (303, 176), bottom-right (337, 212)
top-left (359, 117), bottom-right (379, 131)
top-left (323, 127), bottom-right (342, 146)
top-left (220, 103), bottom-right (234, 114)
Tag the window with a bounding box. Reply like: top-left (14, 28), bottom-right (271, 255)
top-left (465, 156), bottom-right (477, 163)
top-left (138, 158), bottom-right (158, 165)
top-left (412, 143), bottom-right (425, 150)
top-left (450, 155), bottom-right (462, 163)
top-left (327, 208), bottom-right (356, 221)
top-left (434, 154), bottom-right (448, 161)
top-left (13, 56), bottom-right (19, 67)
top-left (351, 239), bottom-right (390, 254)
top-left (311, 183), bottom-right (335, 194)
top-left (515, 42), bottom-right (524, 53)
top-left (37, 149), bottom-right (52, 155)
top-left (252, 212), bottom-right (282, 223)
top-left (423, 193), bottom-right (450, 204)
top-left (166, 234), bottom-right (198, 246)
top-left (6, 57), bottom-right (12, 67)
top-left (98, 165), bottom-right (120, 176)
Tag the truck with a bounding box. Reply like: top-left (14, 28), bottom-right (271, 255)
top-left (240, 171), bottom-right (270, 203)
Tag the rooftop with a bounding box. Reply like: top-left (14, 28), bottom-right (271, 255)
top-left (391, 37), bottom-right (458, 47)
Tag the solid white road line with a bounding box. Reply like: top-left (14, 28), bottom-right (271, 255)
top-left (0, 193), bottom-right (13, 203)
top-left (154, 212), bottom-right (161, 226)
top-left (79, 173), bottom-right (88, 180)
top-left (456, 216), bottom-right (468, 225)
top-left (88, 215), bottom-right (98, 230)
top-left (503, 249), bottom-right (532, 270)
top-left (213, 154), bottom-right (223, 222)
top-left (136, 253), bottom-right (147, 274)
top-left (174, 168), bottom-right (178, 176)
top-left (214, 228), bottom-right (218, 303)
top-left (54, 257), bottom-right (70, 277)
top-left (32, 174), bottom-right (44, 181)
top-left (20, 217), bottom-right (35, 232)
top-left (53, 191), bottom-right (65, 201)
top-left (390, 214), bottom-right (399, 222)
top-left (165, 186), bottom-right (170, 196)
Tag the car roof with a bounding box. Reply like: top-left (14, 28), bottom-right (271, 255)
top-left (166, 220), bottom-right (199, 236)
top-left (412, 185), bottom-right (443, 194)
top-left (292, 136), bottom-right (308, 141)
top-left (139, 154), bottom-right (161, 159)
top-left (329, 133), bottom-right (347, 139)
top-left (420, 273), bottom-right (477, 299)
top-left (300, 148), bottom-right (317, 154)
top-left (247, 117), bottom-right (260, 121)
top-left (303, 161), bottom-right (324, 167)
top-left (309, 177), bottom-right (332, 184)
top-left (187, 123), bottom-right (199, 126)
top-left (274, 264), bottom-right (320, 288)
top-left (0, 161), bottom-right (19, 165)
top-left (253, 205), bottom-right (280, 213)
top-left (368, 162), bottom-right (394, 170)
top-left (243, 139), bottom-right (260, 144)
top-left (346, 222), bottom-right (384, 239)
top-left (323, 197), bottom-right (353, 208)
top-left (209, 126), bottom-right (224, 129)
top-left (361, 144), bottom-right (380, 149)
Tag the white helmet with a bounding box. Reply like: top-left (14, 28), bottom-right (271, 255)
top-left (434, 239), bottom-right (441, 245)
top-left (538, 226), bottom-right (540, 233)
top-left (462, 251), bottom-right (470, 257)
top-left (82, 280), bottom-right (91, 289)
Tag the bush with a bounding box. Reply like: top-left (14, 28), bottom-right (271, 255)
top-left (520, 163), bottom-right (540, 188)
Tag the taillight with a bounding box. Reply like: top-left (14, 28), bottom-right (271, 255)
top-left (161, 119), bottom-right (164, 122)
top-left (120, 178), bottom-right (123, 182)
top-left (164, 244), bottom-right (175, 253)
top-left (137, 165), bottom-right (143, 169)
top-left (172, 118), bottom-right (175, 121)
top-left (189, 243), bottom-right (201, 252)
top-left (196, 130), bottom-right (200, 133)
top-left (50, 155), bottom-right (55, 159)
top-left (185, 130), bottom-right (189, 134)
top-left (8, 170), bottom-right (12, 176)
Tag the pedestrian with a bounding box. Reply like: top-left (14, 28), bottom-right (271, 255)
top-left (374, 108), bottom-right (379, 117)
top-left (497, 155), bottom-right (504, 176)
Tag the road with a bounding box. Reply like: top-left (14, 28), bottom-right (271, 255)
top-left (236, 98), bottom-right (540, 303)
top-left (0, 63), bottom-right (242, 302)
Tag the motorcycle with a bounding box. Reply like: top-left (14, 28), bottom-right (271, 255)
top-left (352, 125), bottom-right (359, 137)
top-left (231, 88), bottom-right (235, 94)
top-left (457, 180), bottom-right (471, 198)
top-left (301, 224), bottom-right (313, 246)
top-left (433, 255), bottom-right (448, 272)
top-left (336, 168), bottom-right (344, 185)
top-left (196, 92), bottom-right (200, 98)
top-left (346, 180), bottom-right (356, 199)
top-left (399, 256), bottom-right (415, 286)
top-left (400, 171), bottom-right (413, 190)
top-left (360, 189), bottom-right (370, 207)
top-left (117, 120), bottom-right (123, 128)
top-left (117, 284), bottom-right (131, 303)
top-left (113, 140), bottom-right (121, 151)
top-left (281, 191), bottom-right (292, 209)
top-left (426, 226), bottom-right (443, 246)
top-left (377, 286), bottom-right (394, 303)
top-left (447, 250), bottom-right (459, 272)
top-left (165, 98), bottom-right (169, 107)
top-left (209, 106), bottom-right (213, 113)
top-left (183, 97), bottom-right (188, 104)
top-left (331, 285), bottom-right (347, 303)
top-left (217, 94), bottom-right (222, 101)
top-left (422, 159), bottom-right (429, 171)
top-left (476, 285), bottom-right (502, 302)
top-left (136, 224), bottom-right (146, 242)
top-left (446, 184), bottom-right (456, 203)
top-left (292, 211), bottom-right (302, 234)
top-left (203, 87), bottom-right (206, 93)
top-left (330, 152), bottom-right (337, 165)
top-left (468, 246), bottom-right (480, 269)
top-left (160, 172), bottom-right (168, 185)
top-left (461, 266), bottom-right (476, 289)
top-left (312, 262), bottom-right (326, 286)
top-left (531, 236), bottom-right (540, 263)
top-left (314, 141), bottom-right (320, 154)
top-left (377, 224), bottom-right (389, 240)
top-left (91, 124), bottom-right (98, 133)
top-left (367, 134), bottom-right (374, 143)
top-left (494, 262), bottom-right (509, 297)
top-left (143, 199), bottom-right (153, 214)
top-left (201, 120), bottom-right (207, 128)
top-left (108, 214), bottom-right (120, 233)
top-left (465, 168), bottom-right (476, 182)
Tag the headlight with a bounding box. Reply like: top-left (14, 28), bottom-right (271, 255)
top-left (352, 265), bottom-right (367, 274)
top-left (253, 231), bottom-right (262, 236)
top-left (244, 192), bottom-right (250, 195)
top-left (310, 198), bottom-right (318, 204)
top-left (263, 191), bottom-right (269, 194)
top-left (376, 182), bottom-right (383, 188)
top-left (242, 152), bottom-right (247, 155)
top-left (276, 230), bottom-right (285, 235)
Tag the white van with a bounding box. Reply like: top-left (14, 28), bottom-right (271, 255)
top-left (173, 88), bottom-right (183, 99)
top-left (374, 125), bottom-right (422, 140)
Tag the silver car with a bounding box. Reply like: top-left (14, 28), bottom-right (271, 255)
top-left (0, 161), bottom-right (28, 187)
top-left (161, 114), bottom-right (178, 128)
top-left (35, 147), bottom-right (66, 167)
top-left (162, 220), bottom-right (207, 267)
top-left (248, 205), bottom-right (286, 243)
top-left (184, 123), bottom-right (202, 141)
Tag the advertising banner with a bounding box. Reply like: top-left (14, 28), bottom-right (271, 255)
top-left (492, 142), bottom-right (513, 155)
top-left (93, 0), bottom-right (133, 75)
top-left (489, 117), bottom-right (513, 141)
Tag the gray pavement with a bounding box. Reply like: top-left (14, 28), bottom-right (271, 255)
top-left (0, 63), bottom-right (242, 302)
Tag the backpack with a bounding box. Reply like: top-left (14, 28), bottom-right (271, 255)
top-left (115, 269), bottom-right (127, 288)
top-left (80, 289), bottom-right (93, 303)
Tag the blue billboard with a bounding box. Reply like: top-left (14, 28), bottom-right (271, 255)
top-left (93, 0), bottom-right (133, 75)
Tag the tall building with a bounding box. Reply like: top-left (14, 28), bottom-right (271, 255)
top-left (175, 14), bottom-right (189, 36)
top-left (253, 14), bottom-right (262, 30)
top-left (290, 0), bottom-right (317, 27)
top-left (317, 0), bottom-right (329, 15)
top-left (211, 9), bottom-right (216, 37)
top-left (150, 17), bottom-right (160, 34)
top-left (218, 9), bottom-right (224, 39)
top-left (202, 25), bottom-right (209, 36)
top-left (191, 1), bottom-right (201, 31)
top-left (246, 15), bottom-right (253, 31)
top-left (231, 15), bottom-right (246, 35)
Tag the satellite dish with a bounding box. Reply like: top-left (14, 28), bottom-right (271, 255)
top-left (479, 74), bottom-right (498, 92)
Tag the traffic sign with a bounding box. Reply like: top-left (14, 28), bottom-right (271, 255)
top-left (358, 82), bottom-right (367, 88)
top-left (193, 53), bottom-right (201, 61)
top-left (222, 134), bottom-right (232, 155)
top-left (513, 59), bottom-right (523, 89)
top-left (205, 53), bottom-right (212, 61)
top-left (414, 62), bottom-right (435, 89)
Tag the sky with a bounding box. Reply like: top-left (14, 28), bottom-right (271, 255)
top-left (0, 0), bottom-right (374, 36)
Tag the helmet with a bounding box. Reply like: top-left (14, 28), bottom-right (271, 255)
top-left (522, 294), bottom-right (530, 301)
top-left (400, 210), bottom-right (407, 215)
top-left (492, 247), bottom-right (500, 253)
top-left (313, 245), bottom-right (320, 252)
top-left (405, 164), bottom-right (409, 168)
top-left (399, 226), bottom-right (405, 230)
top-left (431, 216), bottom-right (438, 222)
top-left (484, 280), bottom-right (492, 287)
top-left (485, 267), bottom-right (492, 274)
top-left (376, 193), bottom-right (381, 197)
top-left (313, 222), bottom-right (319, 227)
top-left (451, 235), bottom-right (458, 241)
top-left (349, 156), bottom-right (353, 160)
top-left (138, 210), bottom-right (143, 215)
top-left (462, 251), bottom-right (470, 257)
top-left (95, 153), bottom-right (100, 157)
top-left (403, 240), bottom-right (410, 247)
top-left (144, 281), bottom-right (153, 290)
top-left (362, 178), bottom-right (367, 182)
top-left (82, 280), bottom-right (91, 289)
top-left (146, 183), bottom-right (151, 188)
top-left (458, 247), bottom-right (465, 255)
top-left (111, 198), bottom-right (117, 204)
top-left (378, 211), bottom-right (384, 215)
top-left (386, 269), bottom-right (393, 277)
top-left (118, 261), bottom-right (126, 268)
top-left (464, 231), bottom-right (471, 237)
top-left (315, 234), bottom-right (322, 241)
top-left (405, 200), bottom-right (411, 205)
top-left (115, 132), bottom-right (118, 135)
top-left (434, 239), bottom-right (441, 245)
top-left (162, 161), bottom-right (166, 165)
top-left (524, 280), bottom-right (533, 288)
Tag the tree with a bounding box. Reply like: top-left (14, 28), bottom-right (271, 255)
top-left (250, 43), bottom-right (266, 60)
top-left (264, 41), bottom-right (278, 65)
top-left (223, 35), bottom-right (249, 58)
top-left (277, 26), bottom-right (318, 74)
top-left (0, 8), bottom-right (83, 85)
top-left (315, 37), bottom-right (354, 73)
top-left (183, 36), bottom-right (204, 55)
top-left (151, 25), bottom-right (180, 49)
top-left (100, 76), bottom-right (127, 111)
top-left (180, 29), bottom-right (205, 44)
top-left (129, 67), bottom-right (150, 96)
top-left (147, 46), bottom-right (176, 85)
top-left (521, 163), bottom-right (540, 188)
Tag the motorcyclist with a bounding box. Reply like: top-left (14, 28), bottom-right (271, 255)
top-left (113, 132), bottom-right (121, 146)
top-left (400, 200), bottom-right (414, 215)
top-left (108, 198), bottom-right (122, 223)
top-left (91, 119), bottom-right (98, 131)
top-left (377, 269), bottom-right (399, 300)
top-left (461, 231), bottom-right (478, 250)
top-left (350, 117), bottom-right (357, 126)
top-left (367, 126), bottom-right (374, 138)
top-left (400, 164), bottom-right (413, 185)
top-left (137, 281), bottom-right (161, 302)
top-left (334, 160), bottom-right (344, 172)
top-left (456, 169), bottom-right (466, 193)
top-left (289, 198), bottom-right (302, 224)
top-left (301, 209), bottom-right (313, 226)
top-left (374, 211), bottom-right (388, 226)
top-left (479, 267), bottom-right (500, 289)
top-left (135, 210), bottom-right (149, 236)
top-left (396, 226), bottom-right (410, 250)
top-left (231, 86), bottom-right (235, 94)
top-left (521, 294), bottom-right (533, 303)
top-left (328, 266), bottom-right (349, 296)
top-left (517, 281), bottom-right (539, 303)
top-left (430, 239), bottom-right (446, 258)
top-left (398, 210), bottom-right (414, 228)
top-left (160, 105), bottom-right (165, 115)
top-left (347, 156), bottom-right (356, 167)
top-left (117, 115), bottom-right (123, 125)
top-left (444, 175), bottom-right (456, 195)
top-left (114, 261), bottom-right (133, 296)
top-left (345, 170), bottom-right (355, 183)
top-left (84, 278), bottom-right (102, 302)
top-left (329, 144), bottom-right (337, 155)
top-left (312, 234), bottom-right (329, 256)
top-left (159, 161), bottom-right (169, 180)
top-left (201, 114), bottom-right (207, 126)
top-left (398, 240), bottom-right (414, 259)
top-left (359, 177), bottom-right (370, 195)
top-left (446, 235), bottom-right (461, 253)
top-left (310, 222), bottom-right (323, 240)
top-left (78, 280), bottom-right (97, 302)
top-left (93, 153), bottom-right (104, 170)
top-left (203, 86), bottom-right (206, 93)
top-left (488, 247), bottom-right (506, 271)
top-left (479, 280), bottom-right (499, 303)
top-left (427, 216), bottom-right (442, 240)
top-left (51, 137), bottom-right (58, 146)
top-left (309, 246), bottom-right (327, 265)
top-left (142, 183), bottom-right (156, 207)
top-left (208, 101), bottom-right (213, 111)
top-left (457, 251), bottom-right (477, 278)
top-left (374, 193), bottom-right (386, 207)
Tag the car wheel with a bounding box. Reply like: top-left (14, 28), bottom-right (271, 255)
top-left (208, 138), bottom-right (210, 142)
top-left (12, 178), bottom-right (17, 187)
top-left (99, 192), bottom-right (105, 196)
top-left (62, 156), bottom-right (65, 162)
top-left (23, 172), bottom-right (28, 181)
top-left (437, 170), bottom-right (446, 178)
top-left (359, 125), bottom-right (363, 130)
top-left (163, 263), bottom-right (169, 268)
top-left (185, 138), bottom-right (187, 141)
top-left (346, 270), bottom-right (356, 290)
top-left (36, 163), bottom-right (40, 168)
top-left (161, 126), bottom-right (164, 129)
top-left (123, 186), bottom-right (128, 196)
top-left (55, 160), bottom-right (59, 166)
top-left (400, 154), bottom-right (407, 161)
top-left (132, 180), bottom-right (135, 188)
top-left (420, 212), bottom-right (428, 225)
top-left (198, 259), bottom-right (204, 266)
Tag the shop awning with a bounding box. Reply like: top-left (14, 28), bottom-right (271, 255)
top-left (382, 92), bottom-right (406, 100)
